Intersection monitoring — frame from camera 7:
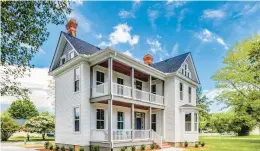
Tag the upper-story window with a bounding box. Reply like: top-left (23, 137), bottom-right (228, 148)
top-left (152, 85), bottom-right (156, 94)
top-left (74, 67), bottom-right (80, 92)
top-left (69, 51), bottom-right (75, 60)
top-left (60, 56), bottom-right (66, 65)
top-left (96, 71), bottom-right (104, 85)
top-left (180, 83), bottom-right (183, 101)
top-left (188, 87), bottom-right (191, 103)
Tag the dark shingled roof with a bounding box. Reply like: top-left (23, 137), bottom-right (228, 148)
top-left (150, 52), bottom-right (190, 73)
top-left (62, 31), bottom-right (102, 55)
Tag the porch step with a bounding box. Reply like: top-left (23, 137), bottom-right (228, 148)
top-left (161, 142), bottom-right (173, 148)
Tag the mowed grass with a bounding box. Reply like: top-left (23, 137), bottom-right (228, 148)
top-left (187, 135), bottom-right (260, 151)
top-left (4, 136), bottom-right (55, 142)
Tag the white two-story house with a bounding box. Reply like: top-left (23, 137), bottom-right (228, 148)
top-left (49, 19), bottom-right (200, 151)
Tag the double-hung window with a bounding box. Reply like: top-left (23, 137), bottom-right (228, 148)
top-left (74, 107), bottom-right (80, 132)
top-left (185, 113), bottom-right (191, 131)
top-left (96, 71), bottom-right (104, 85)
top-left (69, 51), bottom-right (75, 60)
top-left (97, 109), bottom-right (105, 129)
top-left (117, 112), bottom-right (124, 129)
top-left (188, 87), bottom-right (192, 103)
top-left (151, 114), bottom-right (156, 131)
top-left (74, 67), bottom-right (80, 92)
top-left (194, 113), bottom-right (198, 131)
top-left (180, 83), bottom-right (183, 101)
top-left (117, 78), bottom-right (124, 95)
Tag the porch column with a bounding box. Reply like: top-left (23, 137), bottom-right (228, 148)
top-left (149, 75), bottom-right (152, 102)
top-left (131, 67), bottom-right (135, 99)
top-left (131, 104), bottom-right (135, 141)
top-left (149, 107), bottom-right (152, 139)
top-left (90, 66), bottom-right (93, 98)
top-left (162, 109), bottom-right (165, 139)
top-left (108, 57), bottom-right (113, 95)
top-left (108, 99), bottom-right (113, 145)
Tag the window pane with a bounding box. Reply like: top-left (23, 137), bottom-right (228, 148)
top-left (74, 80), bottom-right (79, 92)
top-left (194, 113), bottom-right (197, 122)
top-left (152, 123), bottom-right (156, 131)
top-left (180, 83), bottom-right (183, 91)
top-left (74, 107), bottom-right (80, 119)
top-left (75, 68), bottom-right (80, 80)
top-left (152, 114), bottom-right (156, 123)
top-left (185, 113), bottom-right (191, 131)
top-left (75, 120), bottom-right (79, 131)
top-left (74, 107), bottom-right (80, 132)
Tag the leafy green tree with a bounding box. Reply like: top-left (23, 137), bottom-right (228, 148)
top-left (1, 1), bottom-right (71, 98)
top-left (25, 115), bottom-right (54, 140)
top-left (210, 112), bottom-right (234, 134)
top-left (212, 35), bottom-right (260, 135)
top-left (8, 99), bottom-right (39, 119)
top-left (196, 87), bottom-right (212, 132)
top-left (1, 112), bottom-right (20, 141)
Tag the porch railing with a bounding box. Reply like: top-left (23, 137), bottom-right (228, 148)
top-left (112, 83), bottom-right (132, 98)
top-left (92, 82), bottom-right (108, 98)
top-left (151, 130), bottom-right (162, 148)
top-left (134, 89), bottom-right (150, 102)
top-left (113, 129), bottom-right (132, 141)
top-left (150, 93), bottom-right (164, 105)
top-left (134, 130), bottom-right (150, 140)
top-left (90, 129), bottom-right (108, 141)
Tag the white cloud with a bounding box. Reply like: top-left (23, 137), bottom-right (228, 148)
top-left (96, 34), bottom-right (102, 39)
top-left (74, 0), bottom-right (83, 5)
top-left (147, 39), bottom-right (162, 54)
top-left (202, 9), bottom-right (226, 19)
top-left (171, 43), bottom-right (179, 56)
top-left (38, 48), bottom-right (46, 54)
top-left (147, 9), bottom-right (159, 28)
top-left (118, 10), bottom-right (135, 19)
top-left (165, 1), bottom-right (187, 18)
top-left (203, 89), bottom-right (227, 113)
top-left (98, 23), bottom-right (139, 48)
top-left (68, 10), bottom-right (91, 33)
top-left (176, 8), bottom-right (188, 32)
top-left (123, 51), bottom-right (133, 58)
top-left (195, 29), bottom-right (228, 50)
top-left (1, 67), bottom-right (54, 112)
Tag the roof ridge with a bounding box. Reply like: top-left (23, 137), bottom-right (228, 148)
top-left (152, 52), bottom-right (190, 65)
top-left (61, 31), bottom-right (101, 50)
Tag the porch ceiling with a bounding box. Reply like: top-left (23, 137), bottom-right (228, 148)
top-left (99, 60), bottom-right (149, 81)
top-left (99, 100), bottom-right (160, 110)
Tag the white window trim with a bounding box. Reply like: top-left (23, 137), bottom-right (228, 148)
top-left (96, 109), bottom-right (105, 130)
top-left (73, 105), bottom-right (81, 133)
top-left (194, 113), bottom-right (198, 132)
top-left (68, 50), bottom-right (75, 60)
top-left (188, 87), bottom-right (192, 103)
top-left (185, 112), bottom-right (192, 132)
top-left (74, 67), bottom-right (80, 93)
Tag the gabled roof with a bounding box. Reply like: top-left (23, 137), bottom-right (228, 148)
top-left (62, 31), bottom-right (102, 55)
top-left (150, 52), bottom-right (190, 73)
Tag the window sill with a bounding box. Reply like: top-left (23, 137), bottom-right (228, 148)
top-left (184, 131), bottom-right (198, 134)
top-left (74, 90), bottom-right (80, 95)
top-left (74, 131), bottom-right (81, 134)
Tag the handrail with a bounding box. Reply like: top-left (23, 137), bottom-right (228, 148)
top-left (151, 130), bottom-right (162, 148)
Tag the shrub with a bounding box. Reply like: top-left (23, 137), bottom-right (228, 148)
top-left (150, 143), bottom-right (155, 150)
top-left (184, 141), bottom-right (188, 147)
top-left (201, 142), bottom-right (205, 147)
top-left (69, 146), bottom-right (74, 151)
top-left (198, 141), bottom-right (201, 145)
top-left (120, 147), bottom-right (126, 151)
top-left (55, 145), bottom-right (60, 151)
top-left (140, 144), bottom-right (146, 151)
top-left (44, 141), bottom-right (50, 149)
top-left (131, 146), bottom-right (136, 151)
top-left (49, 144), bottom-right (54, 150)
top-left (79, 147), bottom-right (84, 151)
top-left (61, 146), bottom-right (65, 151)
top-left (195, 143), bottom-right (199, 148)
top-left (94, 145), bottom-right (100, 151)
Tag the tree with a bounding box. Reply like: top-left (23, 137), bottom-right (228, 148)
top-left (196, 87), bottom-right (212, 132)
top-left (212, 35), bottom-right (260, 135)
top-left (1, 1), bottom-right (71, 98)
top-left (1, 112), bottom-right (20, 141)
top-left (8, 99), bottom-right (39, 119)
top-left (25, 115), bottom-right (54, 140)
top-left (210, 112), bottom-right (234, 134)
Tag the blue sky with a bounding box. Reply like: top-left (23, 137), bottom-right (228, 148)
top-left (4, 1), bottom-right (259, 113)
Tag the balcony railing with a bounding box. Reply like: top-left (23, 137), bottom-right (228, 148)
top-left (91, 82), bottom-right (164, 105)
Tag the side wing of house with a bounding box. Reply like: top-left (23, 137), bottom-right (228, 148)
top-left (164, 53), bottom-right (199, 143)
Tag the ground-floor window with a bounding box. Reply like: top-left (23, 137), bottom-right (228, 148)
top-left (152, 114), bottom-right (156, 131)
top-left (194, 113), bottom-right (198, 131)
top-left (74, 107), bottom-right (80, 132)
top-left (97, 109), bottom-right (105, 129)
top-left (117, 112), bottom-right (124, 129)
top-left (185, 113), bottom-right (192, 131)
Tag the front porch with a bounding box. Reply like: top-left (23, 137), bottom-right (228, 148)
top-left (90, 102), bottom-right (164, 148)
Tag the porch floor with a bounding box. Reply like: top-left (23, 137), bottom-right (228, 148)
top-left (90, 140), bottom-right (153, 148)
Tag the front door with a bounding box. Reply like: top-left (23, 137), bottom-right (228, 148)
top-left (135, 112), bottom-right (145, 129)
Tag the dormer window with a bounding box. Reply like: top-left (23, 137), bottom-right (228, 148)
top-left (60, 56), bottom-right (66, 65)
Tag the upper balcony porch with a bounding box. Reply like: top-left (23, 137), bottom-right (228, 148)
top-left (90, 57), bottom-right (165, 108)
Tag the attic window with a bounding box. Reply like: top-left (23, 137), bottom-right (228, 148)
top-left (69, 51), bottom-right (75, 60)
top-left (60, 56), bottom-right (66, 65)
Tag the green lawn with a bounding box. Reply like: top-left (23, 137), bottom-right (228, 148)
top-left (3, 136), bottom-right (55, 142)
top-left (187, 135), bottom-right (260, 151)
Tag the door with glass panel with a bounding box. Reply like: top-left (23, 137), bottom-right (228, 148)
top-left (117, 78), bottom-right (124, 96)
top-left (135, 81), bottom-right (142, 100)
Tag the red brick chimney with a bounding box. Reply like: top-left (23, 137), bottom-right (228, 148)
top-left (66, 19), bottom-right (78, 37)
top-left (143, 54), bottom-right (153, 65)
